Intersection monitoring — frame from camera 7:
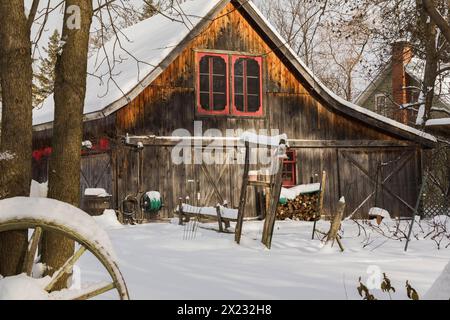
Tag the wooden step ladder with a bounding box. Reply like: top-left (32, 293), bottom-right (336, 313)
top-left (234, 139), bottom-right (287, 249)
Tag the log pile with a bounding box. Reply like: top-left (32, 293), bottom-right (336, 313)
top-left (276, 192), bottom-right (320, 221)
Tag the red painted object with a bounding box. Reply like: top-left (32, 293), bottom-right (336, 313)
top-left (231, 55), bottom-right (263, 117)
top-left (196, 52), bottom-right (229, 115)
top-left (33, 138), bottom-right (110, 161)
top-left (282, 150), bottom-right (297, 187)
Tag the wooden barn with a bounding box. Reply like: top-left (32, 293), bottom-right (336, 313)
top-left (31, 0), bottom-right (436, 220)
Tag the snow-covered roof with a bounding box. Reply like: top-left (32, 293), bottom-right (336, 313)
top-left (32, 0), bottom-right (436, 145)
top-left (33, 0), bottom-right (223, 126)
top-left (243, 0), bottom-right (435, 144)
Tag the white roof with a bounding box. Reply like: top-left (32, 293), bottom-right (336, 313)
top-left (33, 0), bottom-right (222, 126)
top-left (32, 0), bottom-right (436, 144)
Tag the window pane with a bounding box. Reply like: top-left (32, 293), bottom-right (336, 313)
top-left (283, 172), bottom-right (293, 181)
top-left (213, 57), bottom-right (226, 75)
top-left (247, 77), bottom-right (260, 95)
top-left (213, 75), bottom-right (226, 93)
top-left (200, 93), bottom-right (210, 110)
top-left (200, 56), bottom-right (210, 74)
top-left (248, 95), bottom-right (260, 112)
top-left (235, 95), bottom-right (244, 111)
top-left (247, 59), bottom-right (260, 76)
top-left (234, 76), bottom-right (243, 94)
top-left (234, 59), bottom-right (244, 76)
top-left (286, 152), bottom-right (294, 161)
top-left (213, 94), bottom-right (226, 111)
top-left (200, 75), bottom-right (209, 92)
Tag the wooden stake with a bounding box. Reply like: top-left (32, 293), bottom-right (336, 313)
top-left (22, 227), bottom-right (42, 276)
top-left (325, 197), bottom-right (346, 251)
top-left (235, 142), bottom-right (250, 244)
top-left (312, 171), bottom-right (327, 239)
top-left (262, 150), bottom-right (285, 249)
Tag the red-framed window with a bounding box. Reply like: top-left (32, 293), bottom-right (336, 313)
top-left (196, 52), bottom-right (263, 117)
top-left (282, 150), bottom-right (297, 187)
top-left (232, 55), bottom-right (263, 116)
top-left (197, 52), bottom-right (229, 115)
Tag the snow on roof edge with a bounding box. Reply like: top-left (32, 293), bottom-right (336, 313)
top-left (245, 1), bottom-right (436, 144)
top-left (33, 0), bottom-right (437, 144)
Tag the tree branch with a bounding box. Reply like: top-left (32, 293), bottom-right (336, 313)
top-left (422, 0), bottom-right (450, 44)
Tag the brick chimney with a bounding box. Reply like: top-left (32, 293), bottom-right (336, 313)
top-left (392, 41), bottom-right (413, 124)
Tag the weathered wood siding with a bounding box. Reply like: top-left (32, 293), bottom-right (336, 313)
top-left (111, 2), bottom-right (421, 218)
top-left (32, 1), bottom-right (423, 218)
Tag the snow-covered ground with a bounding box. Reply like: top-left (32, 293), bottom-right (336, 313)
top-left (75, 216), bottom-right (450, 300)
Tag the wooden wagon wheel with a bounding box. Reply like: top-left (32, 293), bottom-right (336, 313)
top-left (0, 197), bottom-right (129, 300)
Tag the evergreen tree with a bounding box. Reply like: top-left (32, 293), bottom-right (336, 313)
top-left (141, 0), bottom-right (158, 20)
top-left (34, 29), bottom-right (61, 106)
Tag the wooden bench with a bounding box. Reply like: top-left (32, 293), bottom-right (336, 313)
top-left (176, 202), bottom-right (238, 232)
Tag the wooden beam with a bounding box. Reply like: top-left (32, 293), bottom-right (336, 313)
top-left (261, 156), bottom-right (285, 249)
top-left (22, 227), bottom-right (42, 276)
top-left (124, 136), bottom-right (419, 149)
top-left (45, 246), bottom-right (87, 292)
top-left (216, 205), bottom-right (224, 233)
top-left (72, 282), bottom-right (116, 300)
top-left (235, 142), bottom-right (250, 244)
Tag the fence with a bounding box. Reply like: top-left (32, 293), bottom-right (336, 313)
top-left (421, 143), bottom-right (450, 218)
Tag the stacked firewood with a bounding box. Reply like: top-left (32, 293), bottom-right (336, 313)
top-left (276, 192), bottom-right (320, 221)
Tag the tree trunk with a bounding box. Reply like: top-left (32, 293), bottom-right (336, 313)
top-left (0, 0), bottom-right (33, 276)
top-left (422, 0), bottom-right (450, 45)
top-left (41, 0), bottom-right (93, 289)
top-left (417, 0), bottom-right (439, 126)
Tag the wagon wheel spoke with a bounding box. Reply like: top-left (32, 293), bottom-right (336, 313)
top-left (71, 282), bottom-right (116, 300)
top-left (45, 246), bottom-right (87, 292)
top-left (22, 227), bottom-right (42, 276)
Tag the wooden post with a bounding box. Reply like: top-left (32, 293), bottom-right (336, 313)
top-left (235, 142), bottom-right (250, 244)
top-left (262, 144), bottom-right (286, 249)
top-left (325, 197), bottom-right (346, 251)
top-left (312, 171), bottom-right (327, 240)
top-left (264, 186), bottom-right (271, 221)
top-left (223, 201), bottom-right (231, 229)
top-left (178, 198), bottom-right (184, 226)
top-left (216, 205), bottom-right (224, 233)
top-left (405, 176), bottom-right (427, 252)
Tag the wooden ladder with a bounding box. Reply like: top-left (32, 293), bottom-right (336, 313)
top-left (234, 140), bottom-right (287, 249)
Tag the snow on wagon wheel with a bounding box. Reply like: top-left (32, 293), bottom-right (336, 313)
top-left (0, 197), bottom-right (129, 300)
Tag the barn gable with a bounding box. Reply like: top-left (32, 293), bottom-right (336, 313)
top-left (32, 0), bottom-right (435, 147)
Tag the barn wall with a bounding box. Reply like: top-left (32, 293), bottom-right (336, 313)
top-left (108, 2), bottom-right (423, 218)
top-left (32, 2), bottom-right (424, 219)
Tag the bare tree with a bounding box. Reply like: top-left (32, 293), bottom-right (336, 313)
top-left (259, 0), bottom-right (329, 68)
top-left (343, 0), bottom-right (450, 126)
top-left (0, 0), bottom-right (36, 276)
top-left (40, 0), bottom-right (94, 290)
top-left (318, 20), bottom-right (370, 101)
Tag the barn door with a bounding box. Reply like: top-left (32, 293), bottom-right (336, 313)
top-left (80, 153), bottom-right (112, 196)
top-left (338, 148), bottom-right (419, 218)
top-left (196, 162), bottom-right (234, 208)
